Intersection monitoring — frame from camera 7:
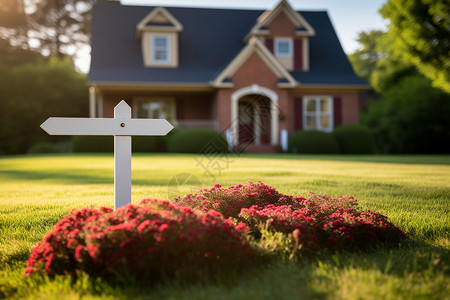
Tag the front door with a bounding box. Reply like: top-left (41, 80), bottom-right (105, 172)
top-left (238, 101), bottom-right (254, 145)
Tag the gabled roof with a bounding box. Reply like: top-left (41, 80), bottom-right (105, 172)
top-left (88, 2), bottom-right (367, 88)
top-left (136, 6), bottom-right (183, 39)
top-left (244, 0), bottom-right (315, 41)
top-left (213, 38), bottom-right (297, 88)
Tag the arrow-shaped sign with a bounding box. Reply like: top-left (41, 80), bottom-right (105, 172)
top-left (40, 100), bottom-right (174, 209)
top-left (41, 118), bottom-right (173, 136)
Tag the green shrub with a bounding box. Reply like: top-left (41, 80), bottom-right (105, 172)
top-left (288, 130), bottom-right (340, 154)
top-left (132, 136), bottom-right (166, 152)
top-left (28, 142), bottom-right (60, 154)
top-left (72, 136), bottom-right (113, 152)
top-left (167, 129), bottom-right (228, 153)
top-left (362, 75), bottom-right (450, 154)
top-left (332, 125), bottom-right (376, 154)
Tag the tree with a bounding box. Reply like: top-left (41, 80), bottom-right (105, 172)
top-left (362, 75), bottom-right (450, 154)
top-left (27, 0), bottom-right (96, 58)
top-left (348, 30), bottom-right (386, 84)
top-left (380, 0), bottom-right (450, 94)
top-left (0, 57), bottom-right (89, 154)
top-left (0, 0), bottom-right (29, 48)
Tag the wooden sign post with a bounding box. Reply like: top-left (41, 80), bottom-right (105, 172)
top-left (40, 100), bottom-right (173, 210)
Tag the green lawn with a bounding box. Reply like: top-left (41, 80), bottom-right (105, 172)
top-left (0, 153), bottom-right (449, 299)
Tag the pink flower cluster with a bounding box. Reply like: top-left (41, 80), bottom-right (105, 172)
top-left (177, 182), bottom-right (406, 253)
top-left (175, 181), bottom-right (287, 219)
top-left (25, 199), bottom-right (252, 279)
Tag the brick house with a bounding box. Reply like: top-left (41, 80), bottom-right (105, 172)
top-left (88, 0), bottom-right (368, 152)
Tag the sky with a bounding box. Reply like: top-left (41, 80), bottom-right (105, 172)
top-left (77, 0), bottom-right (388, 73)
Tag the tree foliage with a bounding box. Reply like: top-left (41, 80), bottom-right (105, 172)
top-left (362, 75), bottom-right (450, 154)
top-left (348, 30), bottom-right (420, 93)
top-left (27, 0), bottom-right (97, 58)
top-left (0, 0), bottom-right (28, 48)
top-left (0, 0), bottom-right (99, 59)
top-left (348, 30), bottom-right (386, 84)
top-left (380, 0), bottom-right (450, 94)
top-left (0, 47), bottom-right (88, 154)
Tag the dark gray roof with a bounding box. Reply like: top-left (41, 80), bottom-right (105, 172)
top-left (88, 2), bottom-right (366, 86)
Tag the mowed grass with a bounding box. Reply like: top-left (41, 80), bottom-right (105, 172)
top-left (0, 153), bottom-right (449, 299)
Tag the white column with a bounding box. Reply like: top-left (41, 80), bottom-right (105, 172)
top-left (254, 104), bottom-right (261, 145)
top-left (89, 86), bottom-right (96, 118)
top-left (271, 98), bottom-right (279, 145)
top-left (281, 129), bottom-right (288, 152)
top-left (231, 97), bottom-right (238, 146)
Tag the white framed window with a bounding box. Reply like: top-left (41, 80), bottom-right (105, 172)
top-left (275, 38), bottom-right (293, 57)
top-left (151, 35), bottom-right (170, 64)
top-left (303, 96), bottom-right (333, 132)
top-left (133, 97), bottom-right (175, 120)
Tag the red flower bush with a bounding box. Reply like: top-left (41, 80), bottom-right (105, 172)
top-left (175, 181), bottom-right (292, 219)
top-left (25, 199), bottom-right (253, 280)
top-left (26, 181), bottom-right (406, 280)
top-left (176, 182), bottom-right (406, 253)
top-left (239, 194), bottom-right (405, 252)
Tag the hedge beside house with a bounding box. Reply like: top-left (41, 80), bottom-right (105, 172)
top-left (332, 125), bottom-right (377, 154)
top-left (288, 130), bottom-right (340, 154)
top-left (167, 129), bottom-right (228, 153)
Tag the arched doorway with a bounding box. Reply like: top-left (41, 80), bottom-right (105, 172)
top-left (237, 95), bottom-right (272, 146)
top-left (231, 85), bottom-right (279, 147)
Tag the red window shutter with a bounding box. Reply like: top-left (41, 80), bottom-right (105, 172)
top-left (294, 98), bottom-right (303, 130)
top-left (333, 97), bottom-right (342, 128)
top-left (265, 38), bottom-right (274, 53)
top-left (294, 39), bottom-right (303, 70)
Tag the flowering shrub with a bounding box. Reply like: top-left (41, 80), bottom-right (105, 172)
top-left (25, 199), bottom-right (253, 280)
top-left (175, 181), bottom-right (293, 219)
top-left (177, 182), bottom-right (406, 254)
top-left (239, 196), bottom-right (405, 252)
top-left (26, 181), bottom-right (406, 280)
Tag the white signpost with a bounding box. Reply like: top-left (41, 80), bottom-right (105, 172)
top-left (40, 100), bottom-right (173, 210)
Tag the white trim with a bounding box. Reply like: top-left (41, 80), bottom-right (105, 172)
top-left (231, 85), bottom-right (279, 146)
top-left (302, 96), bottom-right (333, 132)
top-left (212, 38), bottom-right (297, 88)
top-left (244, 0), bottom-right (315, 41)
top-left (274, 38), bottom-right (293, 57)
top-left (136, 6), bottom-right (183, 39)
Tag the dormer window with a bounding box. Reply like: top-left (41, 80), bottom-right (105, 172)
top-left (245, 1), bottom-right (315, 71)
top-left (274, 38), bottom-right (292, 57)
top-left (152, 34), bottom-right (170, 63)
top-left (136, 7), bottom-right (183, 68)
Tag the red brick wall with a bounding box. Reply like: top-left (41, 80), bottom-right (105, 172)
top-left (267, 11), bottom-right (296, 37)
top-left (216, 89), bottom-right (232, 132)
top-left (232, 52), bottom-right (279, 91)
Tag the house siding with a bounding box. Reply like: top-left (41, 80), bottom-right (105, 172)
top-left (232, 52), bottom-right (280, 90)
top-left (267, 11), bottom-right (296, 36)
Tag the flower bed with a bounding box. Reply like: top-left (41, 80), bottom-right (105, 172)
top-left (26, 181), bottom-right (406, 280)
top-left (25, 199), bottom-right (253, 280)
top-left (176, 181), bottom-right (406, 253)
